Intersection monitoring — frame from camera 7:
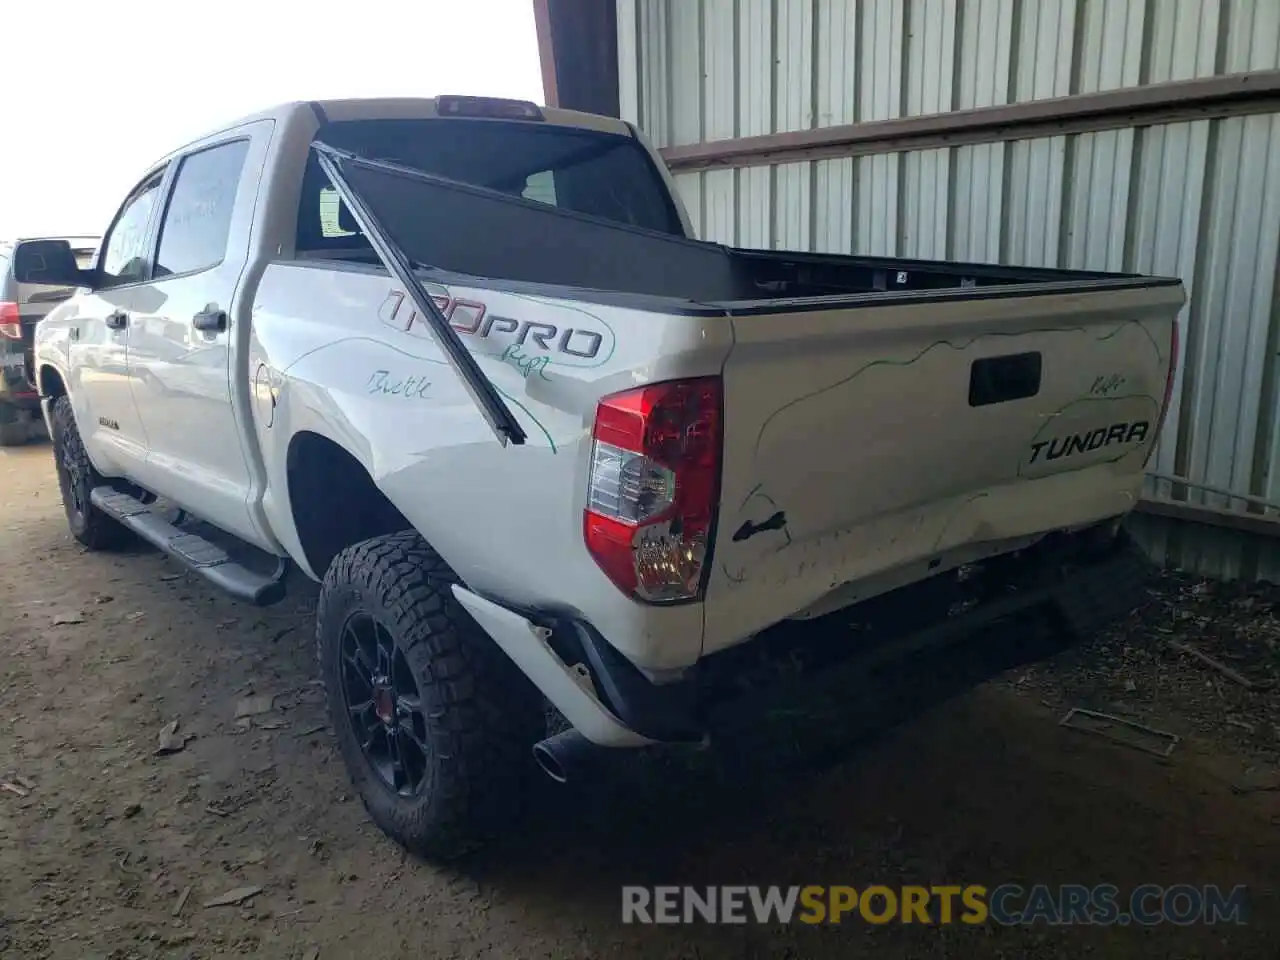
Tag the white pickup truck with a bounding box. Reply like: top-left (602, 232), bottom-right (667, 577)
top-left (17, 96), bottom-right (1184, 859)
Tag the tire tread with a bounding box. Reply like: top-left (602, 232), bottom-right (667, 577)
top-left (317, 531), bottom-right (541, 860)
top-left (50, 397), bottom-right (130, 550)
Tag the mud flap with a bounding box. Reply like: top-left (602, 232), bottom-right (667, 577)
top-left (1049, 531), bottom-right (1155, 641)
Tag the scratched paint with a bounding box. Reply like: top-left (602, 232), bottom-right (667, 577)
top-left (721, 504), bottom-right (937, 590)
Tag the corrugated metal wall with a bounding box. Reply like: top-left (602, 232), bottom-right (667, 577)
top-left (617, 0), bottom-right (1280, 580)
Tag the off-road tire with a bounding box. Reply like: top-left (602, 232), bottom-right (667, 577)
top-left (49, 396), bottom-right (131, 550)
top-left (317, 531), bottom-right (544, 860)
top-left (0, 403), bottom-right (27, 447)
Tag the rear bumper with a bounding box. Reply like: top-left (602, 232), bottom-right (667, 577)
top-left (0, 349), bottom-right (39, 408)
top-left (0, 390), bottom-right (42, 411)
top-left (464, 521), bottom-right (1153, 747)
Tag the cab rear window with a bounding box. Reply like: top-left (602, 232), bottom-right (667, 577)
top-left (297, 117), bottom-right (682, 254)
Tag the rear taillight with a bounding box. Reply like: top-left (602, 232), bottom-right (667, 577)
top-left (0, 302), bottom-right (20, 340)
top-left (584, 377), bottom-right (722, 603)
top-left (1145, 319), bottom-right (1181, 467)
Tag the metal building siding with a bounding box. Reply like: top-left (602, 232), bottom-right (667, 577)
top-left (619, 0), bottom-right (1280, 245)
top-left (619, 0), bottom-right (1280, 580)
top-left (619, 0), bottom-right (1280, 138)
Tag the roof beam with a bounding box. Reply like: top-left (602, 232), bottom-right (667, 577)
top-left (531, 0), bottom-right (619, 117)
top-left (661, 70), bottom-right (1280, 172)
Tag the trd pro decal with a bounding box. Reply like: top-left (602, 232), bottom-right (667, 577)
top-left (379, 290), bottom-right (604, 360)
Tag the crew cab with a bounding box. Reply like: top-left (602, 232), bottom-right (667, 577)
top-left (16, 96), bottom-right (1184, 859)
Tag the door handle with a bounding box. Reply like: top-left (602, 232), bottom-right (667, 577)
top-left (192, 306), bottom-right (228, 332)
top-left (105, 310), bottom-right (128, 330)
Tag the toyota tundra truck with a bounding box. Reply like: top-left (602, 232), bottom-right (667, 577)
top-left (16, 96), bottom-right (1183, 859)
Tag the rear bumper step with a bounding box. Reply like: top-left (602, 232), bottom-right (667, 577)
top-left (90, 487), bottom-right (289, 606)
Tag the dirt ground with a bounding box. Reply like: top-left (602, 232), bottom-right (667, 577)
top-left (1, 441), bottom-right (1278, 960)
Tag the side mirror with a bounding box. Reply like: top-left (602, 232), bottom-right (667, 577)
top-left (12, 239), bottom-right (92, 288)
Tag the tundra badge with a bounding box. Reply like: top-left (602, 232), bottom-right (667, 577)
top-left (1028, 420), bottom-right (1149, 465)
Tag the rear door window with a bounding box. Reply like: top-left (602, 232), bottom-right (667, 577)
top-left (154, 140), bottom-right (250, 278)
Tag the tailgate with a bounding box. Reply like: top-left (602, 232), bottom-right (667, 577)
top-left (703, 279), bottom-right (1184, 654)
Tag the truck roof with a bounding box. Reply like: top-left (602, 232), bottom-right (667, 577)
top-left (157, 96), bottom-right (636, 169)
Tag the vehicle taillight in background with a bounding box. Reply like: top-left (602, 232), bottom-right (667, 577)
top-left (0, 302), bottom-right (21, 340)
top-left (584, 377), bottom-right (722, 603)
top-left (1144, 319), bottom-right (1181, 468)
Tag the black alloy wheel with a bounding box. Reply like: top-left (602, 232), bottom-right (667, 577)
top-left (339, 612), bottom-right (432, 797)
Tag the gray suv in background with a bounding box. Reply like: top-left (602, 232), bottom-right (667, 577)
top-left (0, 237), bottom-right (98, 445)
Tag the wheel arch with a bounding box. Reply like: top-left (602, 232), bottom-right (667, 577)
top-left (286, 429), bottom-right (414, 581)
top-left (38, 363), bottom-right (67, 399)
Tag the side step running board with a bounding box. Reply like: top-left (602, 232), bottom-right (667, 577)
top-left (90, 487), bottom-right (289, 606)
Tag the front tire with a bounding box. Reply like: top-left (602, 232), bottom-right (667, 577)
top-left (317, 531), bottom-right (543, 860)
top-left (49, 396), bottom-right (130, 550)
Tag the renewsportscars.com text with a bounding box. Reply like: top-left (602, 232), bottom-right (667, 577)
top-left (621, 884), bottom-right (1248, 926)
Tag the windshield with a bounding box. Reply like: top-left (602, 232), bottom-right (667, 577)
top-left (297, 117), bottom-right (683, 254)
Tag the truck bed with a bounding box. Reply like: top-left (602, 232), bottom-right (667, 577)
top-left (334, 151), bottom-right (1161, 307)
top-left (294, 147), bottom-right (1182, 669)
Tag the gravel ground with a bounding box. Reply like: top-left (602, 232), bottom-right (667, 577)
top-left (1, 442), bottom-right (1277, 959)
top-left (1014, 570), bottom-right (1280, 775)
